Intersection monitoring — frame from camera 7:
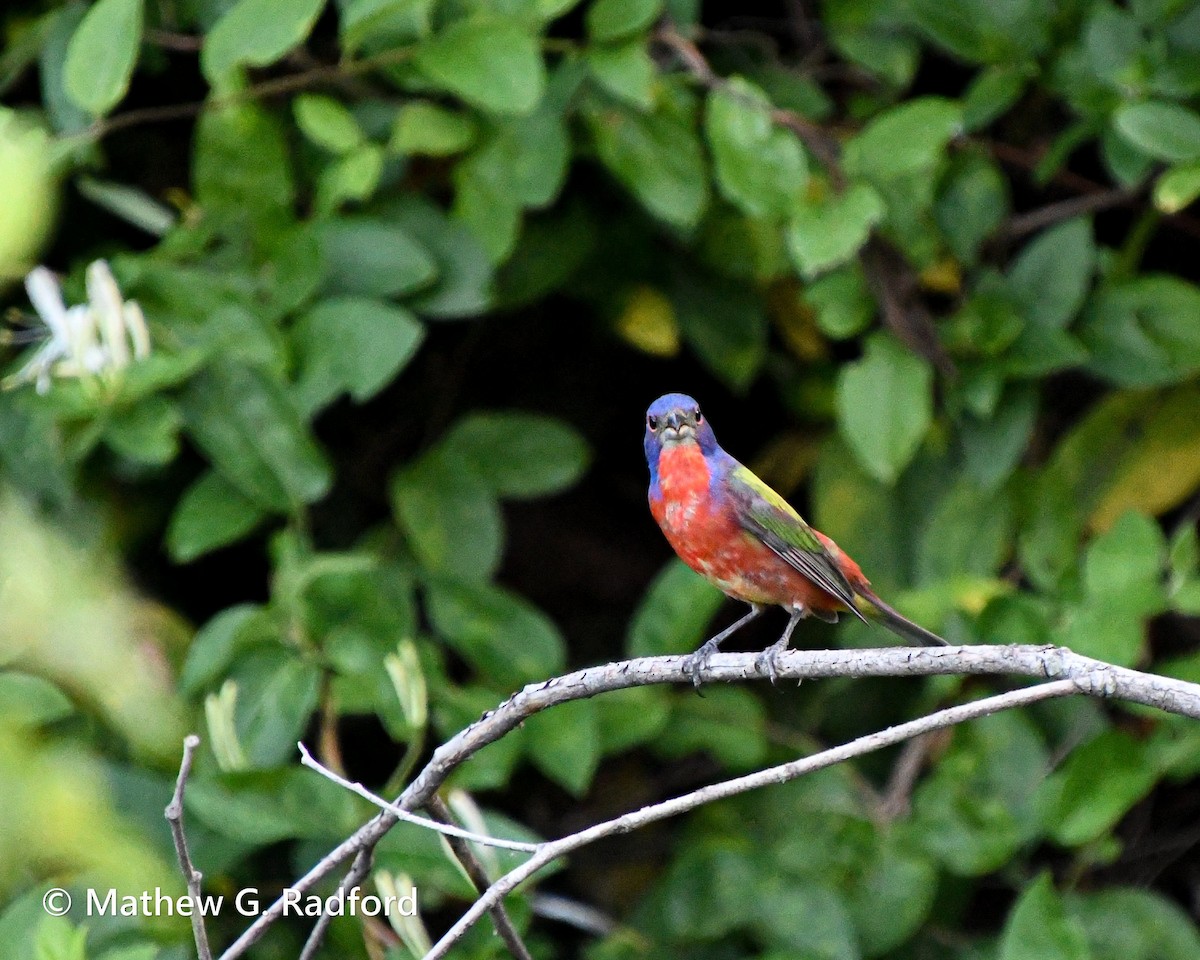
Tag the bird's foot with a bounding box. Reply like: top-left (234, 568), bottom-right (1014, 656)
top-left (683, 639), bottom-right (721, 690)
top-left (754, 639), bottom-right (791, 685)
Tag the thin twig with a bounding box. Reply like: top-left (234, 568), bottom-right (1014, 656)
top-left (217, 644), bottom-right (1200, 960)
top-left (298, 743), bottom-right (540, 853)
top-left (426, 795), bottom-right (536, 960)
top-left (423, 679), bottom-right (1078, 958)
top-left (297, 849), bottom-right (374, 960)
top-left (166, 734), bottom-right (213, 960)
top-left (654, 23), bottom-right (844, 180)
top-left (861, 238), bottom-right (955, 376)
top-left (878, 732), bottom-right (941, 820)
top-left (144, 28), bottom-right (203, 52)
top-left (68, 46), bottom-right (416, 145)
top-left (1003, 187), bottom-right (1139, 239)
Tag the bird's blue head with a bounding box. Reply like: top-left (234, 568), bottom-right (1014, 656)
top-left (644, 393), bottom-right (720, 470)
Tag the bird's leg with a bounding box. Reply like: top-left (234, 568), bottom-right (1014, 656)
top-left (755, 606), bottom-right (806, 685)
top-left (683, 603), bottom-right (766, 689)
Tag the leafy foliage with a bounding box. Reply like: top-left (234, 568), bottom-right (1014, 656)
top-left (2, 0), bottom-right (1200, 957)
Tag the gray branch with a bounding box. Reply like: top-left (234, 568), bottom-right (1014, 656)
top-left (215, 644), bottom-right (1200, 960)
top-left (165, 734), bottom-right (212, 960)
top-left (422, 678), bottom-right (1079, 959)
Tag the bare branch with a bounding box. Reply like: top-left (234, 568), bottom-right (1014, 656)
top-left (426, 795), bottom-right (536, 960)
top-left (166, 734), bottom-right (213, 960)
top-left (654, 23), bottom-right (844, 179)
top-left (297, 849), bottom-right (373, 960)
top-left (70, 46), bottom-right (416, 145)
top-left (878, 731), bottom-right (941, 821)
top-left (1003, 187), bottom-right (1139, 239)
top-left (217, 644), bottom-right (1200, 959)
top-left (298, 743), bottom-right (539, 853)
top-left (423, 679), bottom-right (1079, 958)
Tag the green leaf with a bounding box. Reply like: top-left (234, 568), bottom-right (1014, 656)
top-left (62, 0), bottom-right (143, 115)
top-left (168, 470), bottom-right (268, 563)
top-left (339, 0), bottom-right (436, 52)
top-left (103, 397), bottom-right (182, 465)
top-left (1067, 888), bottom-right (1200, 960)
top-left (1170, 522), bottom-right (1198, 580)
top-left (673, 274), bottom-right (768, 391)
top-left (439, 412), bottom-right (590, 498)
top-left (382, 194), bottom-right (494, 318)
top-left (180, 364), bottom-right (332, 511)
top-left (180, 604), bottom-right (276, 696)
top-left (805, 265), bottom-right (874, 340)
top-left (414, 17), bottom-right (546, 115)
top-left (936, 153), bottom-right (1009, 264)
top-left (754, 880), bottom-right (858, 959)
top-left (1082, 276), bottom-right (1200, 387)
top-left (595, 686), bottom-right (670, 753)
top-left (845, 842), bottom-right (938, 955)
top-left (0, 672), bottom-right (72, 728)
top-left (961, 384), bottom-right (1038, 491)
top-left (194, 103), bottom-right (295, 236)
top-left (650, 843), bottom-right (760, 940)
top-left (786, 182), bottom-right (884, 278)
top-left (525, 698), bottom-right (600, 795)
top-left (38, 4), bottom-right (92, 134)
top-left (76, 176), bottom-right (176, 236)
top-left (585, 96), bottom-right (709, 229)
top-left (1008, 217), bottom-right (1095, 329)
top-left (1083, 511), bottom-right (1165, 599)
top-left (586, 0), bottom-right (663, 41)
top-left (586, 38), bottom-right (655, 110)
top-left (626, 558), bottom-right (725, 657)
top-left (1154, 162), bottom-right (1200, 214)
top-left (836, 333), bottom-right (933, 483)
top-left (231, 650), bottom-right (322, 767)
top-left (316, 217), bottom-right (437, 298)
top-left (1114, 100), bottom-right (1200, 163)
top-left (391, 451), bottom-right (503, 581)
top-left (912, 710), bottom-right (1049, 875)
top-left (292, 297), bottom-right (425, 413)
top-left (188, 768), bottom-right (360, 844)
top-left (908, 0), bottom-right (1050, 64)
top-left (1043, 731), bottom-right (1160, 847)
top-left (389, 101), bottom-right (476, 156)
top-left (202, 0), bottom-right (327, 90)
top-left (656, 686), bottom-right (768, 769)
top-left (425, 579), bottom-right (565, 684)
top-left (962, 64), bottom-right (1029, 131)
top-left (313, 142), bottom-right (384, 213)
top-left (452, 102), bottom-right (570, 227)
top-left (917, 480), bottom-right (1012, 582)
top-left (999, 874), bottom-right (1091, 960)
top-left (34, 916), bottom-right (86, 960)
top-left (293, 93), bottom-right (363, 153)
top-left (705, 77), bottom-right (808, 218)
top-left (843, 97), bottom-right (962, 182)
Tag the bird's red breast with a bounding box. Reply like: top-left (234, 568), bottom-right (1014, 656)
top-left (650, 443), bottom-right (854, 611)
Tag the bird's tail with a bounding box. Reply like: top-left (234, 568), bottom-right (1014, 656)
top-left (853, 590), bottom-right (949, 646)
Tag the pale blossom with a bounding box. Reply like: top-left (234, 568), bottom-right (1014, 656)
top-left (4, 259), bottom-right (150, 393)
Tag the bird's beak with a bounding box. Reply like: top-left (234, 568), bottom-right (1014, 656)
top-left (660, 411), bottom-right (696, 444)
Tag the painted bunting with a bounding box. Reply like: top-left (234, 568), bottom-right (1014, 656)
top-left (644, 393), bottom-right (947, 685)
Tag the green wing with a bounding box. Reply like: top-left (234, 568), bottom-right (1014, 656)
top-left (726, 464), bottom-right (868, 622)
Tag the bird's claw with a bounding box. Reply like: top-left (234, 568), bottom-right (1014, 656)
top-left (755, 640), bottom-right (789, 685)
top-left (683, 640), bottom-right (720, 691)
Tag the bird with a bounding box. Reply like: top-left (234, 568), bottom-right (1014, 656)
top-left (643, 392), bottom-right (948, 686)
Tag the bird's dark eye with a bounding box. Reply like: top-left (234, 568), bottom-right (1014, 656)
top-left (694, 408), bottom-right (703, 423)
top-left (647, 414), bottom-right (659, 430)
